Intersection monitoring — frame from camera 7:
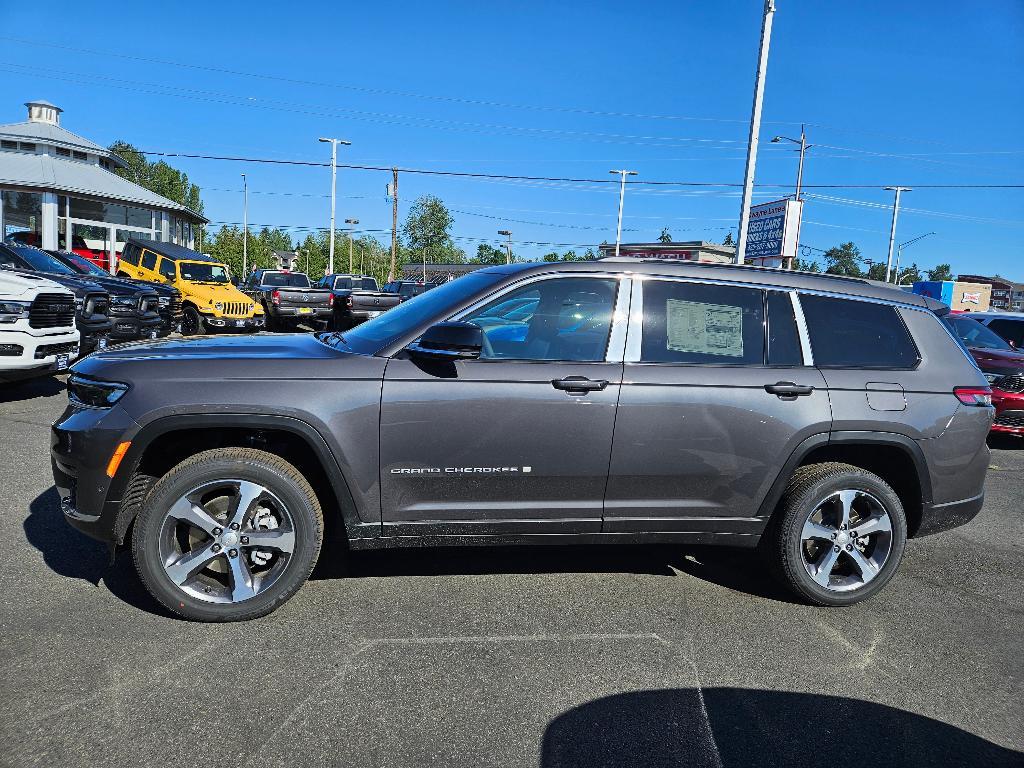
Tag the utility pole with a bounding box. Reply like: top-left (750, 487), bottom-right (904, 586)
top-left (884, 186), bottom-right (912, 282)
top-left (497, 229), bottom-right (513, 264)
top-left (345, 218), bottom-right (359, 273)
top-left (318, 137), bottom-right (351, 275)
top-left (736, 0), bottom-right (777, 265)
top-left (893, 231), bottom-right (936, 285)
top-left (609, 169), bottom-right (637, 257)
top-left (241, 173), bottom-right (248, 276)
top-left (389, 168), bottom-right (399, 282)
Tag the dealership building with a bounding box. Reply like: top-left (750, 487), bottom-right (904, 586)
top-left (0, 99), bottom-right (205, 271)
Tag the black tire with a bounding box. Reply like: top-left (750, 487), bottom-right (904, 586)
top-left (181, 305), bottom-right (205, 336)
top-left (131, 448), bottom-right (324, 622)
top-left (762, 462), bottom-right (907, 606)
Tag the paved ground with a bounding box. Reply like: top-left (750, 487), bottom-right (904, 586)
top-left (1, 376), bottom-right (1021, 768)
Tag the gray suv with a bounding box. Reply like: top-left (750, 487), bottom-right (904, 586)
top-left (52, 260), bottom-right (994, 621)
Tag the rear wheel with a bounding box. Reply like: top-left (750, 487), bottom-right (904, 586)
top-left (131, 448), bottom-right (324, 621)
top-left (181, 305), bottom-right (205, 336)
top-left (764, 462), bottom-right (907, 606)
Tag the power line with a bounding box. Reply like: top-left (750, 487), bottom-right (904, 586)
top-left (136, 150), bottom-right (1024, 189)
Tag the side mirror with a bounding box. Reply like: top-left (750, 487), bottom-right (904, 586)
top-left (407, 321), bottom-right (483, 361)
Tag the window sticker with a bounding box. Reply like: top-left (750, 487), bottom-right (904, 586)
top-left (665, 299), bottom-right (744, 357)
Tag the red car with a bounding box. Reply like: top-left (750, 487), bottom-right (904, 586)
top-left (943, 312), bottom-right (1024, 435)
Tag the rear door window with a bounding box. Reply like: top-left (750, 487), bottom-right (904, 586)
top-left (800, 295), bottom-right (919, 369)
top-left (140, 249), bottom-right (158, 272)
top-left (640, 280), bottom-right (765, 365)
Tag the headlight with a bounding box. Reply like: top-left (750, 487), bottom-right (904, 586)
top-left (112, 296), bottom-right (135, 306)
top-left (214, 302), bottom-right (224, 311)
top-left (68, 374), bottom-right (129, 408)
top-left (0, 300), bottom-right (31, 323)
top-left (983, 372), bottom-right (1002, 384)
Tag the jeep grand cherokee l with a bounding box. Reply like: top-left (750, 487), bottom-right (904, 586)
top-left (52, 261), bottom-right (993, 621)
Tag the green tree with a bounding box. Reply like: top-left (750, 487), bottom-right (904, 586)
top-left (927, 263), bottom-right (953, 281)
top-left (823, 242), bottom-right (864, 277)
top-left (866, 262), bottom-right (887, 281)
top-left (402, 195), bottom-right (465, 264)
top-left (473, 243), bottom-right (508, 265)
top-left (897, 263), bottom-right (923, 285)
top-left (658, 227), bottom-right (673, 243)
top-left (109, 141), bottom-right (204, 215)
top-left (792, 257), bottom-right (820, 272)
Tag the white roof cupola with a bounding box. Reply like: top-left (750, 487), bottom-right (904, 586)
top-left (25, 100), bottom-right (62, 126)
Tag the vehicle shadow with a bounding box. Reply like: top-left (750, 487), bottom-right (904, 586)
top-left (25, 486), bottom-right (171, 618)
top-left (326, 542), bottom-right (797, 603)
top-left (0, 375), bottom-right (65, 404)
top-left (541, 688), bottom-right (1021, 768)
top-left (988, 433), bottom-right (1024, 450)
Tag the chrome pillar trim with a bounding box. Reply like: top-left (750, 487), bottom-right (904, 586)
top-left (790, 291), bottom-right (814, 366)
top-left (624, 276), bottom-right (645, 363)
top-left (605, 277), bottom-right (632, 363)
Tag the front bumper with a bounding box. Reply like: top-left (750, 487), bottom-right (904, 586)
top-left (202, 314), bottom-right (265, 331)
top-left (108, 311), bottom-right (162, 341)
top-left (77, 315), bottom-right (114, 353)
top-left (991, 389), bottom-right (1024, 434)
top-left (0, 327), bottom-right (80, 381)
top-left (51, 403), bottom-right (140, 545)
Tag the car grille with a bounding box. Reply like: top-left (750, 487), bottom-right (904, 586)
top-left (84, 292), bottom-right (109, 317)
top-left (34, 341), bottom-right (79, 359)
top-left (158, 291), bottom-right (183, 328)
top-left (994, 410), bottom-right (1024, 428)
top-left (138, 293), bottom-right (160, 316)
top-left (994, 374), bottom-right (1024, 394)
top-left (29, 293), bottom-right (76, 329)
top-left (221, 301), bottom-right (249, 317)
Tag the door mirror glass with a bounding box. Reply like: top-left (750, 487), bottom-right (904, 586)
top-left (408, 321), bottom-right (483, 361)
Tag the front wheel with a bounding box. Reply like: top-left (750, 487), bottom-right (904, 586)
top-left (763, 462), bottom-right (907, 606)
top-left (131, 448), bottom-right (324, 621)
top-left (181, 305), bottom-right (205, 336)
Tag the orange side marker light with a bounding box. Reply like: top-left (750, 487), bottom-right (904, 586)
top-left (106, 441), bottom-right (132, 478)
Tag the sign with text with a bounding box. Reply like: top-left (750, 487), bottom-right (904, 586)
top-left (745, 199), bottom-right (803, 267)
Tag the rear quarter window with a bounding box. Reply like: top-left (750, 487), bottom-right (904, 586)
top-left (800, 295), bottom-right (919, 369)
top-left (140, 249), bottom-right (158, 272)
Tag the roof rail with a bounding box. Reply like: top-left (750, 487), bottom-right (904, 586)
top-left (596, 257), bottom-right (870, 284)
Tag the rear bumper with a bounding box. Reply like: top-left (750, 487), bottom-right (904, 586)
top-left (917, 492), bottom-right (985, 536)
top-left (273, 307), bottom-right (332, 319)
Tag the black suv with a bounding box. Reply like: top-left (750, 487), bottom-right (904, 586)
top-left (53, 260), bottom-right (993, 621)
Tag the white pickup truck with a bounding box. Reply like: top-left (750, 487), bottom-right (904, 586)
top-left (0, 270), bottom-right (80, 383)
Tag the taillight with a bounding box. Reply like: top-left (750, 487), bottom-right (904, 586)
top-left (328, 293), bottom-right (334, 307)
top-left (346, 296), bottom-right (353, 308)
top-left (954, 386), bottom-right (993, 406)
top-left (272, 290), bottom-right (280, 305)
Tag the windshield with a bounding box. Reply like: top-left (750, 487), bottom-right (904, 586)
top-left (263, 272), bottom-right (311, 288)
top-left (944, 315), bottom-right (1014, 351)
top-left (0, 244), bottom-right (77, 275)
top-left (334, 276), bottom-right (378, 291)
top-left (180, 261), bottom-right (230, 283)
top-left (56, 251), bottom-right (108, 277)
top-left (320, 272), bottom-right (503, 354)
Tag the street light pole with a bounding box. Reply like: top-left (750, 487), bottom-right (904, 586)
top-left (318, 137), bottom-right (351, 275)
top-left (736, 0), bottom-right (777, 265)
top-left (884, 186), bottom-right (913, 282)
top-left (609, 170), bottom-right (637, 257)
top-left (497, 229), bottom-right (512, 264)
top-left (241, 173), bottom-right (248, 277)
top-left (893, 232), bottom-right (936, 285)
top-left (771, 125), bottom-right (812, 268)
top-left (345, 218), bottom-right (359, 273)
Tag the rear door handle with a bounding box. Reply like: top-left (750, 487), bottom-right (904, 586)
top-left (552, 376), bottom-right (609, 394)
top-left (764, 381), bottom-right (815, 400)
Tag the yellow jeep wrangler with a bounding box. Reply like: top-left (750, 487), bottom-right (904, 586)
top-left (118, 239), bottom-right (264, 335)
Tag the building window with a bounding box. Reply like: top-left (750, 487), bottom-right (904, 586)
top-left (1, 190), bottom-right (43, 240)
top-left (55, 147), bottom-right (71, 157)
top-left (1, 140), bottom-right (16, 150)
top-left (19, 142), bottom-right (36, 152)
top-left (68, 197), bottom-right (153, 228)
top-left (72, 151), bottom-right (87, 161)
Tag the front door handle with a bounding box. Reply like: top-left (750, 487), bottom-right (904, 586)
top-left (552, 376), bottom-right (609, 394)
top-left (764, 381), bottom-right (815, 400)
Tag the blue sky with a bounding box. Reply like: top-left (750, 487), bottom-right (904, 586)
top-left (1, 0), bottom-right (1021, 275)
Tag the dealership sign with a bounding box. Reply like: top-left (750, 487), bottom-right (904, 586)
top-left (746, 199), bottom-right (803, 267)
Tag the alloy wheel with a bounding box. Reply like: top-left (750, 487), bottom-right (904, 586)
top-left (800, 489), bottom-right (894, 593)
top-left (157, 479), bottom-right (296, 603)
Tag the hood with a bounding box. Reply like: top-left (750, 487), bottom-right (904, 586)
top-left (969, 346), bottom-right (1024, 375)
top-left (0, 269), bottom-right (68, 298)
top-left (183, 281), bottom-right (254, 306)
top-left (9, 269), bottom-right (105, 298)
top-left (75, 332), bottom-right (344, 368)
top-left (73, 274), bottom-right (148, 297)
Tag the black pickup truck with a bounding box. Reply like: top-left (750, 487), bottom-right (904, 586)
top-left (241, 269), bottom-right (333, 331)
top-left (316, 273), bottom-right (401, 329)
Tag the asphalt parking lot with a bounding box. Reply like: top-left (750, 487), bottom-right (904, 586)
top-left (1, 375), bottom-right (1021, 768)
